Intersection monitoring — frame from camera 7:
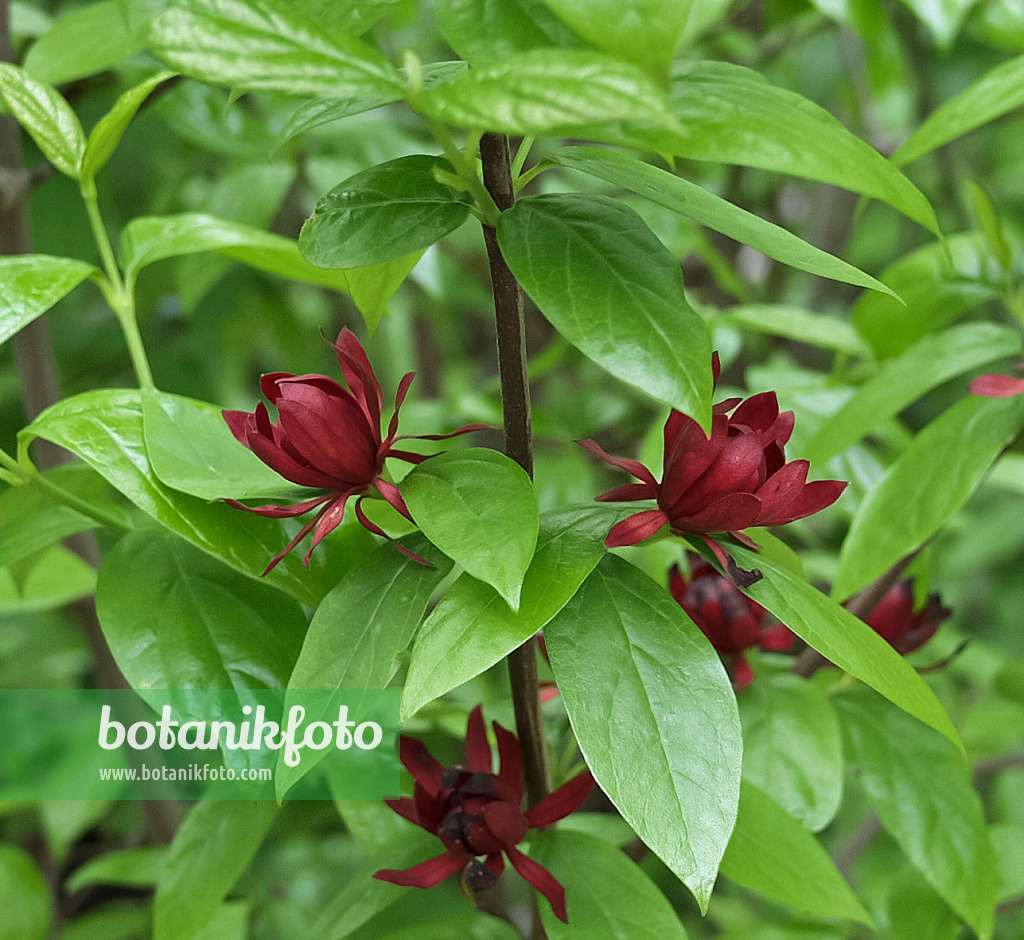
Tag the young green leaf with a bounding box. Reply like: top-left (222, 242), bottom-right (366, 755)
top-left (436, 0), bottom-right (583, 65)
top-left (738, 673), bottom-right (844, 832)
top-left (401, 505), bottom-right (623, 721)
top-left (834, 394), bottom-right (1024, 599)
top-left (720, 782), bottom-right (872, 925)
top-left (723, 544), bottom-right (961, 752)
top-left (81, 70), bottom-right (177, 181)
top-left (836, 689), bottom-right (997, 939)
top-left (802, 323), bottom-right (1023, 464)
top-left (0, 544), bottom-right (96, 614)
top-left (968, 181), bottom-right (1013, 272)
top-left (718, 304), bottom-right (871, 357)
top-left (545, 554), bottom-right (742, 912)
top-left (399, 448), bottom-right (538, 610)
top-left (153, 801), bottom-right (277, 940)
top-left (148, 0), bottom-right (402, 98)
top-left (0, 63), bottom-right (84, 176)
top-left (498, 193), bottom-right (713, 428)
top-left (529, 829), bottom-right (689, 938)
top-left (0, 255), bottom-right (96, 347)
top-left (66, 846), bottom-right (167, 894)
top-left (548, 146), bottom-right (895, 296)
top-left (0, 843), bottom-right (51, 940)
top-left (299, 155), bottom-right (473, 270)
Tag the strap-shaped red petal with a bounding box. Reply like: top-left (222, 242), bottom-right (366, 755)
top-left (398, 735), bottom-right (443, 796)
top-left (483, 801), bottom-right (528, 847)
top-left (524, 771), bottom-right (594, 828)
top-left (260, 505), bottom-right (329, 576)
top-left (383, 797), bottom-right (420, 827)
top-left (398, 423), bottom-right (491, 441)
top-left (970, 373), bottom-right (1024, 397)
top-left (730, 391), bottom-right (779, 432)
top-left (302, 491), bottom-right (356, 566)
top-left (373, 478), bottom-right (414, 521)
top-left (465, 705), bottom-right (492, 773)
top-left (506, 846), bottom-right (568, 923)
top-left (577, 439), bottom-right (658, 486)
top-left (672, 432), bottom-right (764, 518)
top-left (761, 479), bottom-right (846, 526)
top-left (383, 372), bottom-right (416, 447)
top-left (759, 625), bottom-right (795, 651)
top-left (661, 412), bottom-right (726, 513)
top-left (681, 492), bottom-right (761, 532)
top-left (668, 563), bottom-right (688, 605)
top-left (223, 410), bottom-right (251, 445)
top-left (752, 460), bottom-right (809, 526)
top-left (331, 328), bottom-right (383, 430)
top-left (595, 482), bottom-right (657, 503)
top-left (373, 851), bottom-right (466, 888)
top-left (605, 510), bottom-right (669, 547)
top-left (223, 496), bottom-right (329, 519)
top-left (732, 653), bottom-right (755, 691)
top-left (493, 721), bottom-right (524, 804)
top-left (259, 371), bottom-right (296, 404)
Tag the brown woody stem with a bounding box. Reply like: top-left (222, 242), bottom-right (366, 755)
top-left (479, 133), bottom-right (552, 816)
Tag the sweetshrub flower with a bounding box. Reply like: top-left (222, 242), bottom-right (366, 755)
top-left (579, 355), bottom-right (846, 584)
top-left (223, 328), bottom-right (484, 573)
top-left (860, 579), bottom-right (950, 655)
top-left (669, 557), bottom-right (794, 689)
top-left (969, 369), bottom-right (1024, 398)
top-left (374, 706), bottom-right (594, 922)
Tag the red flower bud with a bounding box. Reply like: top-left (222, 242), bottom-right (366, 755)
top-left (374, 706), bottom-right (593, 923)
top-left (860, 579), bottom-right (950, 655)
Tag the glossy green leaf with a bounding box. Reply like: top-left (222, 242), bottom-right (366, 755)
top-left (540, 0), bottom-right (689, 81)
top-left (968, 181), bottom-right (1013, 272)
top-left (400, 448), bottom-right (538, 610)
top-left (24, 1), bottom-right (144, 86)
top-left (19, 389), bottom-right (364, 606)
top-left (803, 323), bottom-right (1023, 464)
top-left (148, 0), bottom-right (402, 98)
top-left (720, 782), bottom-right (871, 925)
top-left (81, 71), bottom-right (177, 180)
top-left (834, 395), bottom-right (1024, 599)
top-left (0, 254), bottom-right (95, 347)
top-left (724, 544), bottom-right (961, 751)
top-left (718, 304), bottom-right (871, 357)
top-left (0, 544), bottom-right (96, 614)
top-left (530, 829), bottom-right (689, 938)
top-left (991, 824), bottom-right (1024, 902)
top-left (154, 800), bottom-right (278, 940)
top-left (664, 61), bottom-right (937, 233)
top-left (401, 505), bottom-right (622, 721)
top-left (837, 689), bottom-right (997, 938)
top-left (120, 213), bottom-right (417, 328)
top-left (96, 527), bottom-right (306, 692)
top-left (548, 147), bottom-right (894, 297)
top-left (287, 0), bottom-right (404, 36)
top-left (60, 902), bottom-right (151, 940)
top-left (142, 390), bottom-right (308, 501)
top-left (0, 63), bottom-right (85, 177)
top-left (545, 554), bottom-right (742, 911)
top-left (66, 846), bottom-right (166, 894)
top-left (897, 0), bottom-right (975, 46)
top-left (435, 0), bottom-right (582, 65)
top-left (0, 465), bottom-right (115, 568)
top-left (0, 843), bottom-right (51, 940)
top-left (887, 868), bottom-right (962, 940)
top-left (498, 194), bottom-right (713, 428)
top-left (893, 54), bottom-right (1024, 165)
top-left (299, 156), bottom-right (472, 269)
top-left (277, 537), bottom-right (450, 797)
top-left (738, 674), bottom-right (843, 832)
top-left (420, 49), bottom-right (679, 138)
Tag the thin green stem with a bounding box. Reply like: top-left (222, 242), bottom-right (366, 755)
top-left (82, 182), bottom-right (124, 294)
top-left (510, 136), bottom-right (535, 180)
top-left (30, 471), bottom-right (132, 531)
top-left (513, 163), bottom-right (550, 193)
top-left (417, 112), bottom-right (501, 226)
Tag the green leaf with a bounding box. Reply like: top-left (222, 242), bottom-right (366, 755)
top-left (968, 181), bottom-right (1013, 272)
top-left (24, 1), bottom-right (145, 86)
top-left (894, 54), bottom-right (1024, 165)
top-left (836, 689), bottom-right (997, 939)
top-left (498, 193), bottom-right (713, 428)
top-left (834, 395), bottom-right (1024, 599)
top-left (148, 0), bottom-right (402, 98)
top-left (286, 0), bottom-right (404, 36)
top-left (435, 0), bottom-right (583, 65)
top-left (803, 323), bottom-right (1023, 464)
top-left (0, 544), bottom-right (96, 613)
top-left (545, 554), bottom-right (742, 912)
top-left (120, 213), bottom-right (418, 329)
top-left (723, 544), bottom-right (962, 752)
top-left (887, 868), bottom-right (962, 940)
top-left (19, 389), bottom-right (365, 607)
top-left (401, 505), bottom-right (621, 721)
top-left (0, 843), bottom-right (51, 940)
top-left (738, 674), bottom-right (843, 833)
top-left (420, 49), bottom-right (679, 138)
top-left (897, 0), bottom-right (975, 47)
top-left (664, 61), bottom-right (937, 233)
top-left (540, 0), bottom-right (690, 82)
top-left (718, 304), bottom-right (871, 357)
top-left (991, 823), bottom-right (1024, 902)
top-left (0, 63), bottom-right (85, 177)
top-left (530, 829), bottom-right (689, 938)
top-left (399, 448), bottom-right (538, 610)
top-left (154, 800), bottom-right (278, 940)
top-left (0, 254), bottom-right (95, 347)
top-left (96, 527), bottom-right (306, 692)
top-left (81, 71), bottom-right (177, 181)
top-left (66, 846), bottom-right (166, 894)
top-left (276, 537), bottom-right (450, 797)
top-left (142, 390), bottom-right (309, 501)
top-left (60, 902), bottom-right (151, 940)
top-left (720, 782), bottom-right (872, 925)
top-left (547, 147), bottom-right (895, 297)
top-left (299, 156), bottom-right (472, 270)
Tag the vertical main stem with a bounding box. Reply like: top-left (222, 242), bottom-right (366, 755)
top-left (479, 133), bottom-right (551, 810)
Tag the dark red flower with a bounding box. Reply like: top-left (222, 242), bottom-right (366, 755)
top-left (969, 372), bottom-right (1024, 397)
top-left (224, 328), bottom-right (485, 573)
top-left (374, 706), bottom-right (593, 922)
top-left (579, 354), bottom-right (846, 584)
top-left (669, 557), bottom-right (794, 689)
top-left (860, 579), bottom-right (950, 655)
